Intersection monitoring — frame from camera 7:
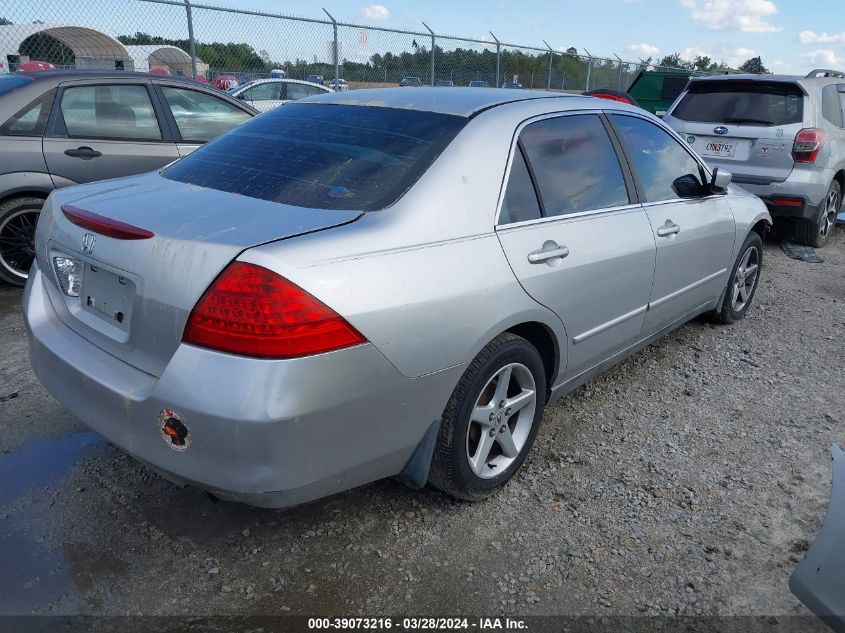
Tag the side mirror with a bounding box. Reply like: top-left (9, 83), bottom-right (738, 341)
top-left (236, 93), bottom-right (245, 100)
top-left (710, 167), bottom-right (732, 193)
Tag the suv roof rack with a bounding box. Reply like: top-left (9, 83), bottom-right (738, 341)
top-left (805, 68), bottom-right (845, 78)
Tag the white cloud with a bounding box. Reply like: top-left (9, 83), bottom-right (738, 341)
top-left (672, 45), bottom-right (757, 68)
top-left (679, 0), bottom-right (782, 33)
top-left (768, 59), bottom-right (795, 74)
top-left (798, 31), bottom-right (845, 45)
top-left (801, 49), bottom-right (845, 67)
top-left (357, 4), bottom-right (390, 21)
top-left (626, 43), bottom-right (660, 57)
top-left (679, 46), bottom-right (712, 60)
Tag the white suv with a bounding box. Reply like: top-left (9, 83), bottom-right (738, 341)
top-left (664, 69), bottom-right (845, 247)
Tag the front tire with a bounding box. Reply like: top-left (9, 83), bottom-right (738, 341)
top-left (796, 180), bottom-right (840, 248)
top-left (0, 196), bottom-right (44, 287)
top-left (428, 333), bottom-right (546, 501)
top-left (714, 231), bottom-right (763, 324)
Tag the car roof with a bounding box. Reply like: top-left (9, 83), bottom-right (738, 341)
top-left (16, 70), bottom-right (204, 83)
top-left (234, 77), bottom-right (330, 90)
top-left (690, 72), bottom-right (845, 86)
top-left (303, 86), bottom-right (580, 117)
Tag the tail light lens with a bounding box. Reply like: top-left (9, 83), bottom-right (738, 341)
top-left (53, 256), bottom-right (82, 297)
top-left (792, 128), bottom-right (827, 163)
top-left (183, 262), bottom-right (366, 359)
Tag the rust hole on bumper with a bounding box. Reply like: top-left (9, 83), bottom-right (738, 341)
top-left (158, 409), bottom-right (190, 451)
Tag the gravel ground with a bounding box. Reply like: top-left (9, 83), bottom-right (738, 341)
top-left (0, 227), bottom-right (843, 622)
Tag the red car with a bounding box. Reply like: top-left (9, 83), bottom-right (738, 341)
top-left (213, 75), bottom-right (238, 90)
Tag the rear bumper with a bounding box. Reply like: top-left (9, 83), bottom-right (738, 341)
top-left (23, 263), bottom-right (461, 507)
top-left (734, 167), bottom-right (832, 221)
top-left (757, 195), bottom-right (821, 221)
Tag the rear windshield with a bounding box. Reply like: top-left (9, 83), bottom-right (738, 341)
top-left (0, 75), bottom-right (32, 96)
top-left (672, 81), bottom-right (803, 126)
top-left (163, 103), bottom-right (466, 210)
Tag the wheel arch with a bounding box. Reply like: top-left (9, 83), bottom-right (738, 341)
top-left (833, 169), bottom-right (845, 196)
top-left (0, 190), bottom-right (49, 207)
top-left (750, 217), bottom-right (771, 239)
top-left (504, 321), bottom-right (559, 402)
top-left (0, 172), bottom-right (56, 206)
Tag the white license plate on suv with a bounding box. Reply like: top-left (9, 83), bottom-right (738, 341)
top-left (701, 138), bottom-right (738, 158)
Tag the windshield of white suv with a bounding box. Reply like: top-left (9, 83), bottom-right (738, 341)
top-left (672, 80), bottom-right (803, 126)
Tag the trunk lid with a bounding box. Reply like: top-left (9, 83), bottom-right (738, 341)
top-left (665, 79), bottom-right (806, 185)
top-left (36, 172), bottom-right (363, 376)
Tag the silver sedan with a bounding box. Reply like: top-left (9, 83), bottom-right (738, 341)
top-left (23, 88), bottom-right (772, 507)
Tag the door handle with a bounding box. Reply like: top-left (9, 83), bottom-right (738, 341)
top-left (528, 241), bottom-right (570, 264)
top-left (656, 220), bottom-right (680, 237)
top-left (64, 146), bottom-right (102, 160)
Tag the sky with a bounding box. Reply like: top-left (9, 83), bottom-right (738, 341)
top-left (238, 0), bottom-right (845, 73)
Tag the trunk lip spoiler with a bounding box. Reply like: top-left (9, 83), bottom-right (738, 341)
top-left (61, 204), bottom-right (155, 240)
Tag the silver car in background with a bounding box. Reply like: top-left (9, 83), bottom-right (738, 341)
top-left (664, 69), bottom-right (845, 247)
top-left (24, 88), bottom-right (771, 508)
top-left (0, 71), bottom-right (256, 286)
top-left (227, 78), bottom-right (332, 112)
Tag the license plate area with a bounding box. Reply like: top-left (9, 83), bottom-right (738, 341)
top-left (81, 263), bottom-right (135, 333)
top-left (700, 136), bottom-right (741, 158)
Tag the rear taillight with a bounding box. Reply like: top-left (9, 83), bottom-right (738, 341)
top-left (792, 128), bottom-right (827, 164)
top-left (183, 262), bottom-right (366, 359)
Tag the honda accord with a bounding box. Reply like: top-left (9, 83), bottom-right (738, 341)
top-left (23, 88), bottom-right (771, 507)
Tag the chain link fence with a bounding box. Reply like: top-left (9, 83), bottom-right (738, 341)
top-left (0, 0), bottom-right (692, 92)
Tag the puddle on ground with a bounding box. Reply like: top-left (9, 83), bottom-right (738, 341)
top-left (0, 432), bottom-right (104, 506)
top-left (0, 432), bottom-right (109, 614)
top-left (0, 518), bottom-right (88, 615)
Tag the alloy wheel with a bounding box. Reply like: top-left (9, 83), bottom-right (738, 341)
top-left (0, 209), bottom-right (39, 281)
top-left (820, 188), bottom-right (839, 239)
top-left (466, 362), bottom-right (537, 479)
top-left (731, 245), bottom-right (759, 313)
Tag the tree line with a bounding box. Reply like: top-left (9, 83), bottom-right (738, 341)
top-left (4, 23), bottom-right (772, 81)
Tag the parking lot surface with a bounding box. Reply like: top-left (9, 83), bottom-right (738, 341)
top-left (1, 229), bottom-right (843, 618)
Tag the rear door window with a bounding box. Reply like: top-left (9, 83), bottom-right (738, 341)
top-left (611, 114), bottom-right (705, 202)
top-left (60, 84), bottom-right (162, 140)
top-left (1, 89), bottom-right (55, 136)
top-left (836, 84), bottom-right (845, 127)
top-left (672, 81), bottom-right (803, 126)
top-left (160, 86), bottom-right (251, 143)
top-left (285, 83), bottom-right (325, 100)
top-left (822, 85), bottom-right (844, 127)
top-left (163, 103), bottom-right (467, 211)
top-left (518, 114), bottom-right (629, 217)
top-left (499, 147), bottom-right (542, 224)
top-left (241, 82), bottom-right (282, 102)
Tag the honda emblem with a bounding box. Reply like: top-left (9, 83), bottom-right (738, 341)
top-left (82, 233), bottom-right (96, 254)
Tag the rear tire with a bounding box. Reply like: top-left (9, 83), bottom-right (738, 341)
top-left (714, 231), bottom-right (763, 325)
top-left (0, 196), bottom-right (44, 287)
top-left (428, 333), bottom-right (546, 501)
top-left (796, 180), bottom-right (840, 248)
